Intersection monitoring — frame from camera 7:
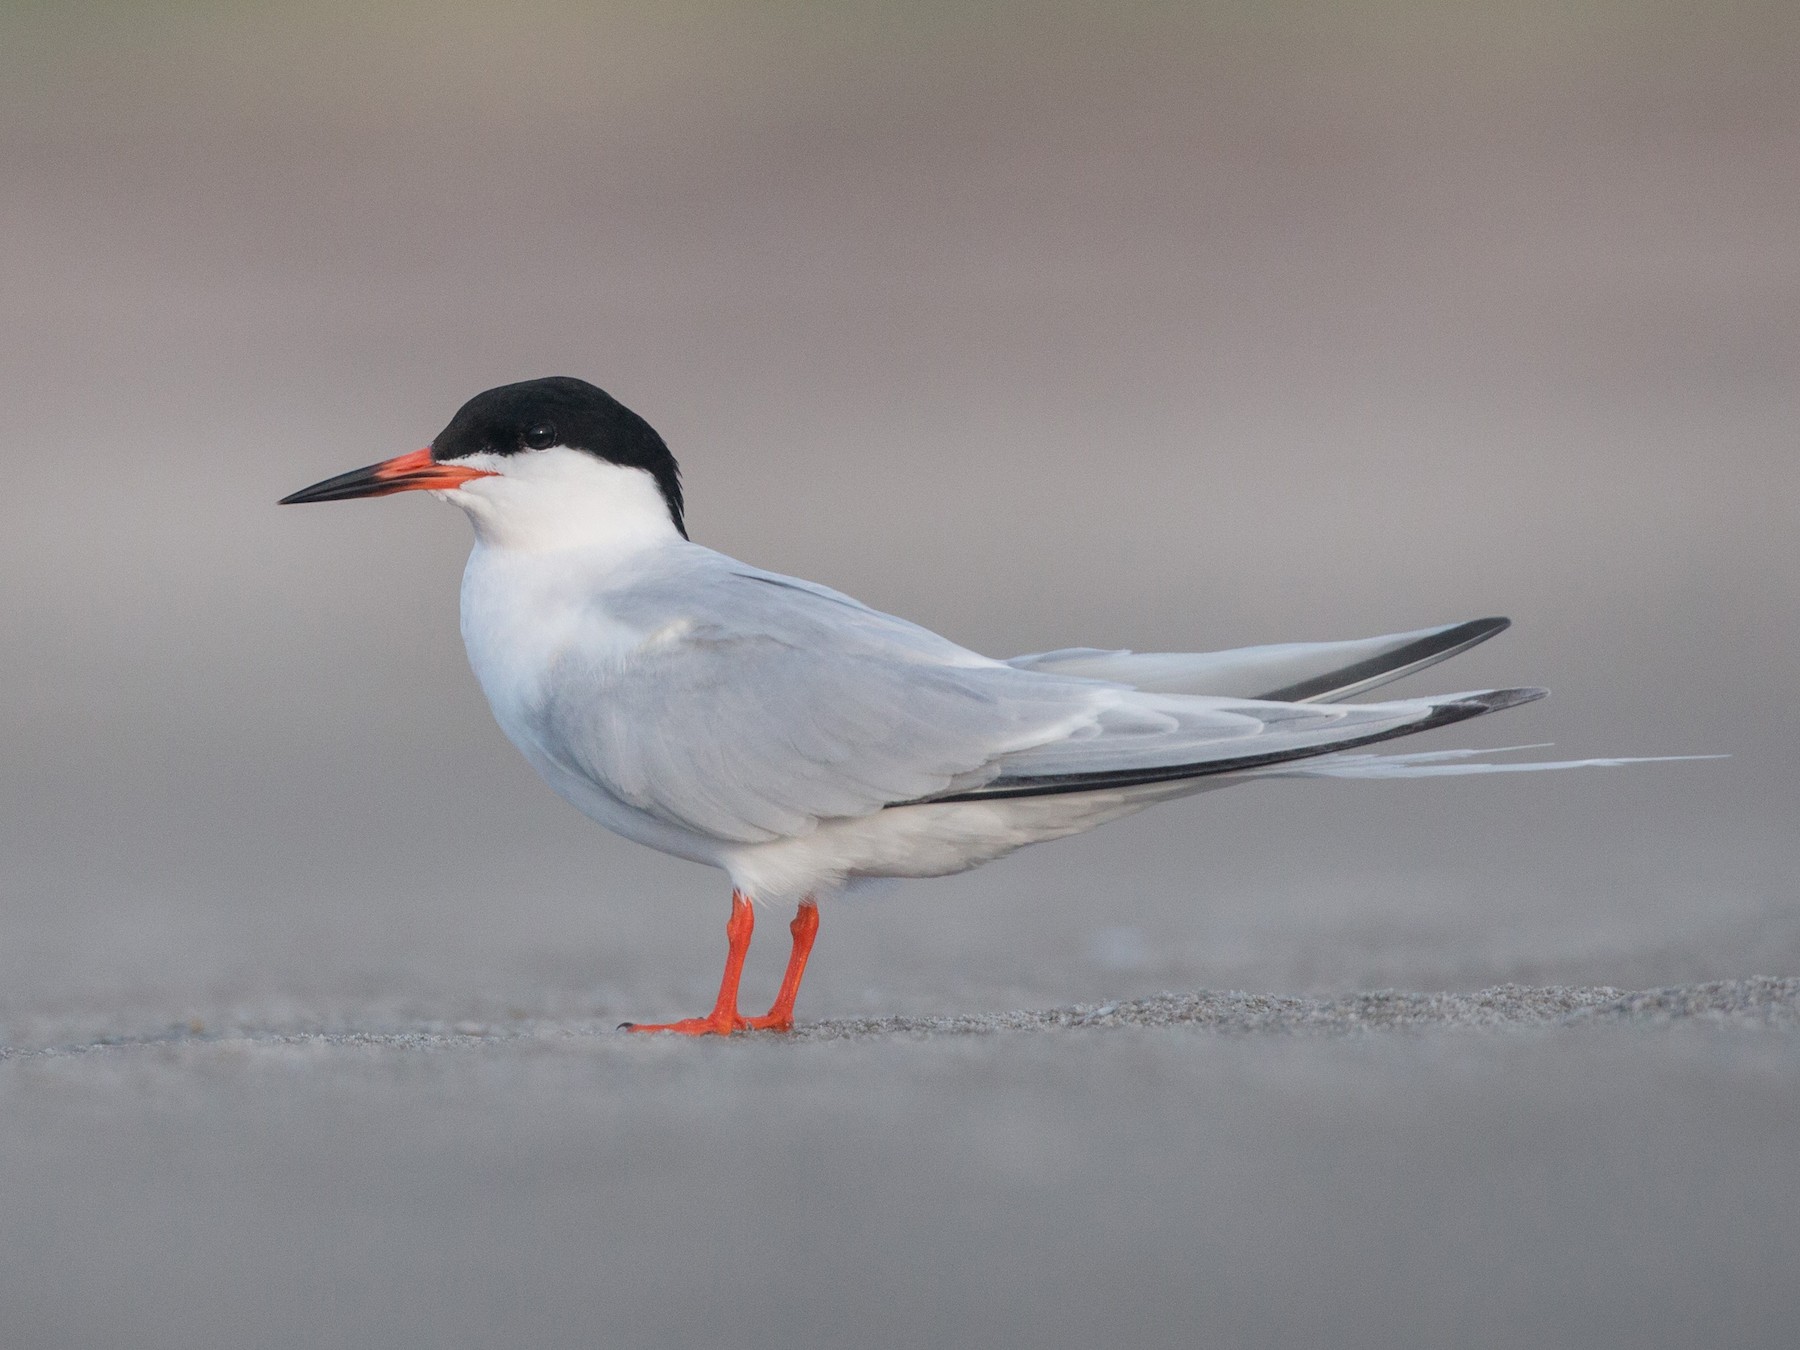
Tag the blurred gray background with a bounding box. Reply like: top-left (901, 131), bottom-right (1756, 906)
top-left (2, 3), bottom-right (1796, 1347)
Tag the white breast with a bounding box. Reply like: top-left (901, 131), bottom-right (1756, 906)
top-left (460, 541), bottom-right (737, 867)
top-left (448, 451), bottom-right (734, 868)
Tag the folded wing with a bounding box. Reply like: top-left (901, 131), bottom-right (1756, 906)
top-left (523, 556), bottom-right (1539, 842)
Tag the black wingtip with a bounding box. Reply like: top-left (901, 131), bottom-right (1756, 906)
top-left (1256, 614), bottom-right (1516, 704)
top-left (1459, 686), bottom-right (1547, 713)
top-left (1431, 616), bottom-right (1511, 649)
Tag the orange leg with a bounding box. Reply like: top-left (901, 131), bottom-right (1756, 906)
top-left (622, 891), bottom-right (756, 1036)
top-left (744, 899), bottom-right (820, 1032)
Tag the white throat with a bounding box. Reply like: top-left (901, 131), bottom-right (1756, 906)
top-left (437, 446), bottom-right (683, 557)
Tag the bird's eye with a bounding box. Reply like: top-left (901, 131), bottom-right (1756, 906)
top-left (522, 423), bottom-right (557, 450)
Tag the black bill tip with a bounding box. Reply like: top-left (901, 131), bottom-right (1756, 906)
top-left (279, 462), bottom-right (393, 505)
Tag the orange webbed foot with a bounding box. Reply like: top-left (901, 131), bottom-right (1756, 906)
top-left (618, 891), bottom-right (756, 1035)
top-left (619, 1014), bottom-right (748, 1036)
top-left (618, 893), bottom-right (819, 1037)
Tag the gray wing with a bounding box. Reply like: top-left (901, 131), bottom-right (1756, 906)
top-left (526, 558), bottom-right (1109, 842)
top-left (528, 553), bottom-right (1527, 842)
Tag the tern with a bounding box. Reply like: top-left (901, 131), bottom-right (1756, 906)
top-left (282, 376), bottom-right (1679, 1035)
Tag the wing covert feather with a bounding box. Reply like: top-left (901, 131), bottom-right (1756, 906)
top-left (523, 557), bottom-right (1116, 842)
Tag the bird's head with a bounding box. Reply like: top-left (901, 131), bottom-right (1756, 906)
top-left (280, 377), bottom-right (686, 549)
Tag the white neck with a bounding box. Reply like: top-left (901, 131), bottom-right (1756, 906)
top-left (436, 446), bottom-right (683, 558)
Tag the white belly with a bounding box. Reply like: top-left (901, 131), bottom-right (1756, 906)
top-left (716, 778), bottom-right (1230, 903)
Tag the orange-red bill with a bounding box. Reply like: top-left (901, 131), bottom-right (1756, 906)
top-left (278, 448), bottom-right (496, 504)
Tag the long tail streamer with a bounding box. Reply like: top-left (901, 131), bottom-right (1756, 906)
top-left (1254, 744), bottom-right (1725, 781)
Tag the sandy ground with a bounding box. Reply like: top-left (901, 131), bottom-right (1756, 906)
top-left (4, 979), bottom-right (1797, 1350)
top-left (9, 976), bottom-right (1797, 1053)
